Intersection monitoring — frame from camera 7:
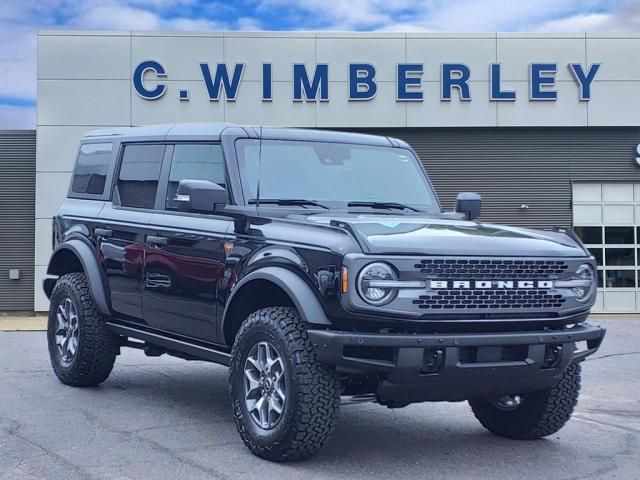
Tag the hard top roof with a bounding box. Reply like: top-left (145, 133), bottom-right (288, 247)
top-left (83, 123), bottom-right (407, 148)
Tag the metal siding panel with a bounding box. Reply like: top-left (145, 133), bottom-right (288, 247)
top-left (0, 131), bottom-right (36, 310)
top-left (348, 127), bottom-right (640, 230)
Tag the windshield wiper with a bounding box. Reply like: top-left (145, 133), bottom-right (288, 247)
top-left (347, 201), bottom-right (420, 212)
top-left (248, 198), bottom-right (329, 209)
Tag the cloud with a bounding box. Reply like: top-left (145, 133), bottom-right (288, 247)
top-left (253, 0), bottom-right (418, 30)
top-left (0, 24), bottom-right (36, 100)
top-left (251, 0), bottom-right (619, 31)
top-left (0, 104), bottom-right (36, 129)
top-left (533, 1), bottom-right (640, 32)
top-left (69, 4), bottom-right (163, 30)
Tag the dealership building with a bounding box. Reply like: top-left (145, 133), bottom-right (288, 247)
top-left (1, 30), bottom-right (640, 313)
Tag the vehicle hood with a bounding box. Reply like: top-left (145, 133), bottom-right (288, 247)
top-left (289, 213), bottom-right (587, 257)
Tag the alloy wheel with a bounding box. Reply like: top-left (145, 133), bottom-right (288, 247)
top-left (243, 341), bottom-right (286, 430)
top-left (55, 297), bottom-right (80, 366)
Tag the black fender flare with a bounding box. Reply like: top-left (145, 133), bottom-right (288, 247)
top-left (44, 239), bottom-right (112, 315)
top-left (222, 266), bottom-right (332, 333)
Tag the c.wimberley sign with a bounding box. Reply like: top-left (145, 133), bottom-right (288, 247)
top-left (133, 60), bottom-right (601, 103)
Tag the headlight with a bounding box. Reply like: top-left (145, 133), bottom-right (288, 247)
top-left (357, 262), bottom-right (398, 305)
top-left (571, 263), bottom-right (596, 302)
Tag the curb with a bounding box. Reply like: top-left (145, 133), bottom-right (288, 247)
top-left (0, 317), bottom-right (47, 332)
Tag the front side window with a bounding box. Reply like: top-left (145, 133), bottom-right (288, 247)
top-left (165, 144), bottom-right (225, 210)
top-left (71, 143), bottom-right (113, 195)
top-left (235, 139), bottom-right (438, 210)
top-left (115, 144), bottom-right (165, 209)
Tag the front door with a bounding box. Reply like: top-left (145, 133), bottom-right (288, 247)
top-left (141, 143), bottom-right (231, 343)
top-left (143, 214), bottom-right (231, 341)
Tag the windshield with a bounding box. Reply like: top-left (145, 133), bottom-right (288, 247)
top-left (235, 139), bottom-right (439, 211)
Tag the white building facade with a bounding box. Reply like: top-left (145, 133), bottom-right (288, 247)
top-left (35, 31), bottom-right (640, 312)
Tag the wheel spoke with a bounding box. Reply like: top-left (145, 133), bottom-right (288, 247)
top-left (244, 370), bottom-right (261, 399)
top-left (56, 306), bottom-right (67, 334)
top-left (61, 337), bottom-right (69, 358)
top-left (246, 356), bottom-right (262, 374)
top-left (266, 353), bottom-right (280, 373)
top-left (64, 299), bottom-right (73, 320)
top-left (252, 396), bottom-right (267, 428)
top-left (268, 395), bottom-right (283, 415)
top-left (273, 372), bottom-right (285, 401)
top-left (68, 337), bottom-right (78, 356)
top-left (274, 386), bottom-right (285, 402)
top-left (257, 343), bottom-right (268, 372)
top-left (260, 397), bottom-right (270, 428)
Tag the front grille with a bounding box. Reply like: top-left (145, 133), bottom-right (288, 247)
top-left (414, 259), bottom-right (568, 280)
top-left (413, 289), bottom-right (566, 310)
top-left (409, 258), bottom-right (571, 313)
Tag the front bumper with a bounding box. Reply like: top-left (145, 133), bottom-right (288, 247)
top-left (308, 323), bottom-right (605, 405)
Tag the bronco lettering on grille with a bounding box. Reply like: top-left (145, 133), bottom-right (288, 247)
top-left (429, 280), bottom-right (554, 289)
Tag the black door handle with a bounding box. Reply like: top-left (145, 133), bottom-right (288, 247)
top-left (95, 228), bottom-right (112, 237)
top-left (147, 235), bottom-right (168, 246)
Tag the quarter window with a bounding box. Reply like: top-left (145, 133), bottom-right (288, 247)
top-left (115, 144), bottom-right (165, 209)
top-left (71, 143), bottom-right (112, 195)
top-left (165, 144), bottom-right (226, 210)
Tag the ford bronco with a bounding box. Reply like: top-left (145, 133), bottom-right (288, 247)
top-left (44, 123), bottom-right (605, 461)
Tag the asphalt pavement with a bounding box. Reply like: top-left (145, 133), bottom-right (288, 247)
top-left (1, 319), bottom-right (638, 480)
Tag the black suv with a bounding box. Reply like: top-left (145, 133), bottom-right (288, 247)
top-left (44, 123), bottom-right (605, 461)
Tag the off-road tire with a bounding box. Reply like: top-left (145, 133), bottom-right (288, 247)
top-left (469, 363), bottom-right (581, 439)
top-left (47, 273), bottom-right (119, 386)
top-left (229, 307), bottom-right (340, 462)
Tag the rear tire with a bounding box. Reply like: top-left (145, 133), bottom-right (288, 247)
top-left (47, 273), bottom-right (119, 386)
top-left (469, 363), bottom-right (581, 439)
top-left (229, 307), bottom-right (340, 462)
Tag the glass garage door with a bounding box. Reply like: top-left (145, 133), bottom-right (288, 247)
top-left (573, 183), bottom-right (640, 313)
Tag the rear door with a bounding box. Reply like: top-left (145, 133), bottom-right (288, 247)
top-left (98, 143), bottom-right (167, 321)
top-left (142, 143), bottom-right (232, 343)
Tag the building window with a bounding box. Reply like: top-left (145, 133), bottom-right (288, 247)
top-left (605, 226), bottom-right (634, 244)
top-left (71, 143), bottom-right (112, 195)
top-left (115, 144), bottom-right (165, 209)
top-left (574, 226), bottom-right (602, 244)
top-left (574, 225), bottom-right (637, 288)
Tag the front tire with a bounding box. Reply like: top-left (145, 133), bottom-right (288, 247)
top-left (469, 363), bottom-right (581, 439)
top-left (47, 273), bottom-right (119, 386)
top-left (229, 307), bottom-right (340, 462)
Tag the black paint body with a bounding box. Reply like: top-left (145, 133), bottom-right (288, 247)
top-left (44, 124), bottom-right (605, 404)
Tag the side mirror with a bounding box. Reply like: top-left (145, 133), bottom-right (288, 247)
top-left (175, 179), bottom-right (227, 213)
top-left (455, 192), bottom-right (481, 221)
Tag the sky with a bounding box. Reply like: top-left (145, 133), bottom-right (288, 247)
top-left (0, 0), bottom-right (638, 129)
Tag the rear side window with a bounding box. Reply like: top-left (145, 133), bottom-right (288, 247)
top-left (165, 144), bottom-right (225, 210)
top-left (115, 144), bottom-right (165, 209)
top-left (71, 143), bottom-right (112, 195)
